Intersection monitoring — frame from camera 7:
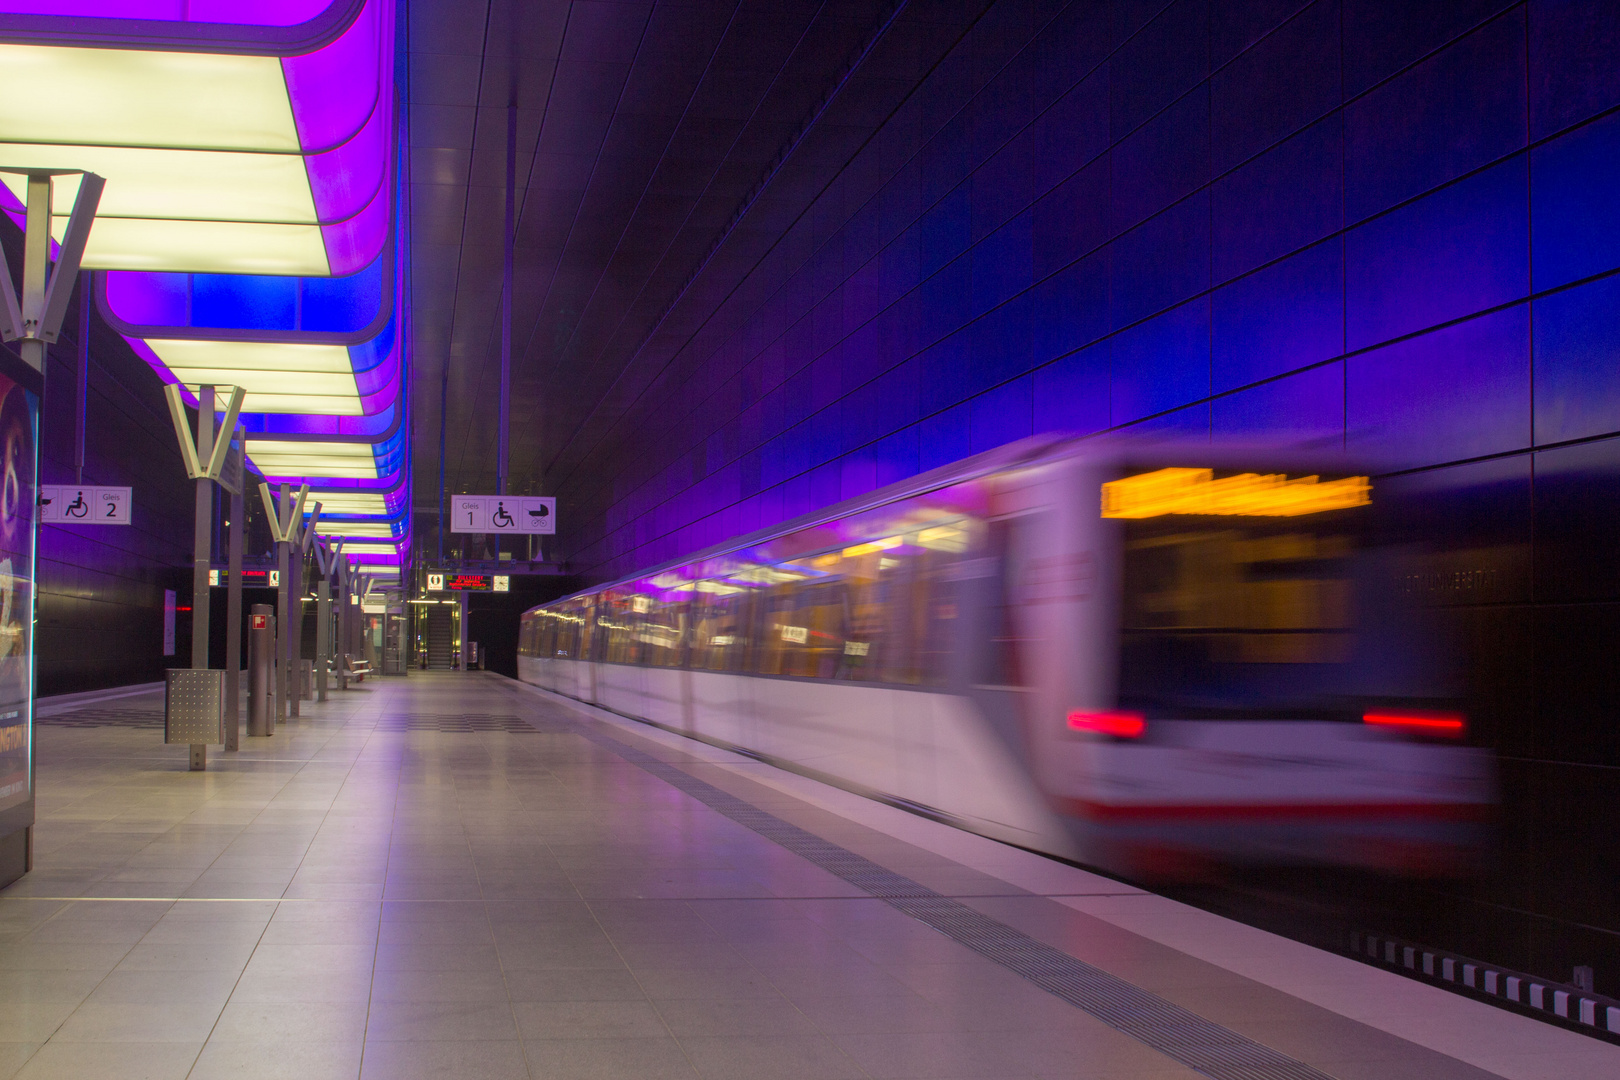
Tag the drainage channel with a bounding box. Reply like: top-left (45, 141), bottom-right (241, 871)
top-left (548, 709), bottom-right (1339, 1080)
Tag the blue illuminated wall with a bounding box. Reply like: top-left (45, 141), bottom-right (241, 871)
top-left (554, 1), bottom-right (1620, 991)
top-left (564, 0), bottom-right (1620, 574)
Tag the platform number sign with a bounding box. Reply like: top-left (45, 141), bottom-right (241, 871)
top-left (39, 485), bottom-right (131, 524)
top-left (449, 495), bottom-right (555, 534)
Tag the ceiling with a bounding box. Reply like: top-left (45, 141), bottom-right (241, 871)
top-left (404, 0), bottom-right (956, 533)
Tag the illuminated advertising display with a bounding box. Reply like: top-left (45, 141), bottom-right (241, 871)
top-left (209, 568), bottom-right (277, 588)
top-left (0, 352), bottom-right (39, 835)
top-left (427, 573), bottom-right (510, 593)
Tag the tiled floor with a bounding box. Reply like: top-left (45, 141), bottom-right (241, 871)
top-left (0, 673), bottom-right (1610, 1079)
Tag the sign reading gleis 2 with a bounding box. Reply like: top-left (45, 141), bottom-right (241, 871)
top-left (39, 485), bottom-right (131, 524)
top-left (449, 496), bottom-right (554, 534)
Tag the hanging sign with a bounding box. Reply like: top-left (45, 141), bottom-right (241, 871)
top-left (209, 569), bottom-right (277, 587)
top-left (217, 436), bottom-right (245, 496)
top-left (39, 485), bottom-right (131, 524)
top-left (448, 495), bottom-right (555, 534)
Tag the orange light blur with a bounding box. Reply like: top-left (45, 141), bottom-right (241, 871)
top-left (1101, 468), bottom-right (1370, 518)
top-left (1363, 711), bottom-right (1466, 738)
top-left (1067, 710), bottom-right (1146, 738)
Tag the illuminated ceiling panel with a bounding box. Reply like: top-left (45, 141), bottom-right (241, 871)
top-left (0, 0), bottom-right (393, 275)
top-left (302, 519), bottom-right (395, 537)
top-left (0, 44), bottom-right (300, 150)
top-left (302, 492), bottom-right (387, 514)
top-left (148, 340), bottom-right (361, 415)
top-left (247, 439), bottom-right (380, 479)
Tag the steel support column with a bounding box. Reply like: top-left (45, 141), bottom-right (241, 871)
top-left (188, 386), bottom-right (214, 771)
top-left (224, 463), bottom-right (243, 751)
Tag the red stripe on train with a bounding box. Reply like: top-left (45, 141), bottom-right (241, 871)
top-left (1054, 798), bottom-right (1492, 823)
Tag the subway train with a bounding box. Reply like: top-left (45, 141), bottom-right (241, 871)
top-left (518, 436), bottom-right (1496, 881)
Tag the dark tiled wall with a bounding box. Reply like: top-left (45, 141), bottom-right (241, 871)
top-left (553, 1), bottom-right (1620, 987)
top-left (0, 215), bottom-right (202, 696)
top-left (28, 278), bottom-right (197, 696)
top-left (33, 282), bottom-right (198, 695)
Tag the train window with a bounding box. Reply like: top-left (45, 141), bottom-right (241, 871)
top-left (740, 515), bottom-right (976, 684)
top-left (636, 575), bottom-right (689, 668)
top-left (689, 579), bottom-right (752, 672)
top-left (561, 612), bottom-right (576, 659)
top-left (753, 565), bottom-right (846, 678)
top-left (1120, 512), bottom-right (1364, 716)
top-left (569, 597), bottom-right (594, 661)
top-left (598, 589), bottom-right (641, 664)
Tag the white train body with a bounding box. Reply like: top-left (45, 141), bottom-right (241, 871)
top-left (519, 437), bottom-right (1495, 880)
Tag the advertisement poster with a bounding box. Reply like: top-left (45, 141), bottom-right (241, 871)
top-left (0, 371), bottom-right (37, 821)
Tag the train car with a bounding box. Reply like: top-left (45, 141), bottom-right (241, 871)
top-left (518, 436), bottom-right (1496, 881)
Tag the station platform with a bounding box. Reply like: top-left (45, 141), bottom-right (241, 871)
top-left (0, 672), bottom-right (1610, 1080)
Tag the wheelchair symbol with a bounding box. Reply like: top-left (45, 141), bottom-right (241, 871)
top-left (64, 491), bottom-right (88, 518)
top-left (491, 502), bottom-right (515, 529)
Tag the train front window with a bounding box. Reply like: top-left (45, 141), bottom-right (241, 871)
top-left (1114, 468), bottom-right (1371, 718)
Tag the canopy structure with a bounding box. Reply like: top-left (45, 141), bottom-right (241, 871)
top-left (0, 0), bottom-right (394, 276)
top-left (0, 0), bottom-right (425, 565)
top-left (109, 216), bottom-right (411, 556)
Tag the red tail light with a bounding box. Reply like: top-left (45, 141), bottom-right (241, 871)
top-left (1363, 710), bottom-right (1465, 739)
top-left (1067, 710), bottom-right (1146, 738)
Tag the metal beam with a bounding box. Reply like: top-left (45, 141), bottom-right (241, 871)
top-left (37, 173), bottom-right (105, 345)
top-left (203, 387), bottom-right (246, 480)
top-left (165, 385), bottom-right (204, 479)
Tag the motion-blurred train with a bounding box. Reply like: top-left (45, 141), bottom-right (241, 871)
top-left (518, 437), bottom-right (1495, 880)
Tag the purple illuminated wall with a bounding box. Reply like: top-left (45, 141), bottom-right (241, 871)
top-left (552, 1), bottom-right (1620, 993)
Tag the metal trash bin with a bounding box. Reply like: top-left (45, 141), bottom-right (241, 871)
top-left (300, 660), bottom-right (314, 701)
top-left (166, 669), bottom-right (224, 770)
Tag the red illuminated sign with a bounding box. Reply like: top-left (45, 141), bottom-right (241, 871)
top-left (445, 574), bottom-right (491, 591)
top-left (250, 614), bottom-right (268, 630)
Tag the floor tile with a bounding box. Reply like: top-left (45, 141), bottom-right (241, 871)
top-left (50, 1000), bottom-right (223, 1043)
top-left (187, 1038), bottom-right (364, 1080)
top-left (364, 1000), bottom-right (520, 1041)
top-left (13, 1040), bottom-right (199, 1080)
top-left (523, 1036), bottom-right (696, 1080)
top-left (512, 1000), bottom-right (669, 1040)
top-left (677, 1034), bottom-right (865, 1080)
top-left (357, 1039), bottom-right (528, 1080)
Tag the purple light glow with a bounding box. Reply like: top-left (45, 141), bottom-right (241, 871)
top-left (320, 154), bottom-right (393, 276)
top-left (0, 0), bottom-right (334, 24)
top-left (304, 84), bottom-right (391, 225)
top-left (241, 405), bottom-right (399, 437)
top-left (282, 0), bottom-right (387, 155)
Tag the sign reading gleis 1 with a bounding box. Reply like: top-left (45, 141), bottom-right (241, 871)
top-left (449, 495), bottom-right (554, 534)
